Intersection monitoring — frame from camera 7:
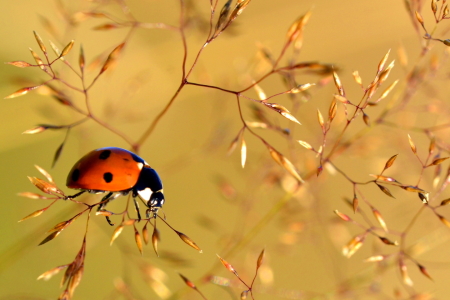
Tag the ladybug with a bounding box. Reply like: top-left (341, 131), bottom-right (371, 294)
top-left (66, 147), bottom-right (164, 225)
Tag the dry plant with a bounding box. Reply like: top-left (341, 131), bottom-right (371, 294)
top-left (4, 0), bottom-right (450, 299)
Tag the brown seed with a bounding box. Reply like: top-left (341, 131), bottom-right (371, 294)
top-left (227, 135), bottom-right (239, 156)
top-left (286, 12), bottom-right (311, 43)
top-left (37, 265), bottom-right (69, 281)
top-left (377, 49), bottom-right (390, 74)
top-left (370, 174), bottom-right (398, 183)
top-left (363, 113), bottom-right (370, 126)
top-left (440, 198), bottom-right (450, 206)
top-left (377, 80), bottom-right (399, 102)
top-left (253, 83), bottom-right (266, 100)
top-left (215, 0), bottom-right (232, 33)
top-left (415, 10), bottom-right (424, 25)
top-left (4, 86), bottom-right (40, 99)
top-left (18, 208), bottom-right (47, 222)
top-left (418, 264), bottom-right (433, 281)
top-left (241, 290), bottom-right (249, 299)
top-left (399, 259), bottom-right (413, 286)
top-left (110, 225), bottom-right (124, 245)
top-left (317, 109), bottom-right (324, 128)
top-left (142, 223), bottom-right (149, 245)
top-left (22, 126), bottom-right (47, 134)
top-left (373, 209), bottom-right (388, 232)
top-left (152, 226), bottom-right (159, 256)
top-left (400, 185), bottom-right (425, 193)
top-left (61, 40), bottom-right (75, 57)
top-left (35, 165), bottom-right (54, 183)
top-left (429, 138), bottom-right (436, 155)
top-left (263, 102), bottom-right (301, 124)
top-left (418, 192), bottom-right (429, 203)
top-left (79, 45), bottom-right (85, 71)
top-left (39, 231), bottom-right (62, 246)
top-left (343, 234), bottom-right (365, 258)
top-left (334, 94), bottom-right (350, 104)
top-left (289, 83), bottom-right (315, 93)
top-left (217, 254), bottom-right (239, 276)
top-left (376, 183), bottom-right (395, 198)
top-left (438, 214), bottom-right (450, 227)
top-left (241, 138), bottom-right (247, 168)
top-left (48, 221), bottom-right (70, 234)
top-left (5, 61), bottom-right (33, 68)
top-left (93, 23), bottom-right (121, 30)
top-left (352, 196), bottom-right (358, 213)
top-left (334, 210), bottom-right (352, 222)
top-left (329, 98), bottom-right (337, 122)
top-left (68, 266), bottom-right (84, 297)
top-left (407, 134), bottom-right (417, 154)
top-left (297, 140), bottom-right (313, 150)
top-left (177, 231), bottom-right (202, 252)
top-left (49, 41), bottom-right (62, 58)
top-left (17, 192), bottom-right (46, 199)
top-left (28, 176), bottom-right (64, 196)
top-left (29, 48), bottom-right (45, 70)
top-left (96, 210), bottom-right (113, 217)
top-left (364, 255), bottom-right (386, 262)
top-left (377, 61), bottom-right (394, 85)
top-left (379, 236), bottom-right (398, 246)
top-left (228, 0), bottom-right (252, 24)
top-left (352, 71), bottom-right (363, 87)
top-left (430, 157), bottom-right (449, 166)
top-left (333, 71), bottom-right (345, 96)
top-left (431, 0), bottom-right (438, 14)
top-left (384, 154), bottom-right (398, 170)
top-left (268, 147), bottom-right (303, 182)
top-left (179, 273), bottom-right (196, 289)
top-left (33, 31), bottom-right (47, 53)
top-left (100, 43), bottom-right (126, 75)
top-left (134, 226), bottom-right (143, 255)
top-left (256, 248), bottom-right (265, 269)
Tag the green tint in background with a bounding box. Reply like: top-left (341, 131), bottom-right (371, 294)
top-left (1, 1), bottom-right (450, 299)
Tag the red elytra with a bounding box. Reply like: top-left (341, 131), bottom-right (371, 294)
top-left (66, 147), bottom-right (164, 225)
top-left (67, 147), bottom-right (145, 191)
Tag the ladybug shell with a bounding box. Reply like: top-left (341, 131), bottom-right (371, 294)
top-left (66, 147), bottom-right (147, 192)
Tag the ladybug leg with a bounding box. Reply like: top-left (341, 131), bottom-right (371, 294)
top-left (105, 216), bottom-right (114, 226)
top-left (98, 192), bottom-right (121, 226)
top-left (133, 197), bottom-right (142, 221)
top-left (98, 192), bottom-right (113, 211)
top-left (131, 190), bottom-right (142, 221)
top-left (64, 190), bottom-right (86, 200)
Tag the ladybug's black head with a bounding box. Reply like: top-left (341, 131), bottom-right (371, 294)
top-left (135, 166), bottom-right (165, 218)
top-left (148, 191), bottom-right (165, 218)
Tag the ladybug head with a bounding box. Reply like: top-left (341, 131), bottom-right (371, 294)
top-left (135, 166), bottom-right (165, 218)
top-left (148, 191), bottom-right (165, 218)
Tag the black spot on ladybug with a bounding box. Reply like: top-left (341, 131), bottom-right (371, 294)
top-left (71, 169), bottom-right (80, 182)
top-left (103, 172), bottom-right (113, 183)
top-left (123, 158), bottom-right (130, 162)
top-left (99, 150), bottom-right (111, 160)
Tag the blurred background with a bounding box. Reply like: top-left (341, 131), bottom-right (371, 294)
top-left (1, 0), bottom-right (450, 299)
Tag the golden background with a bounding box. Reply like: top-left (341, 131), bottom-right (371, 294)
top-left (1, 0), bottom-right (449, 299)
